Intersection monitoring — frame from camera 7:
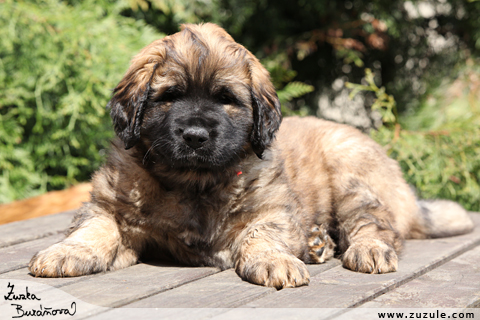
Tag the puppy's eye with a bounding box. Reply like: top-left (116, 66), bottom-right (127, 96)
top-left (216, 88), bottom-right (237, 105)
top-left (219, 94), bottom-right (235, 105)
top-left (159, 86), bottom-right (181, 102)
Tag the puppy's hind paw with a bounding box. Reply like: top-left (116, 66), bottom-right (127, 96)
top-left (308, 224), bottom-right (335, 264)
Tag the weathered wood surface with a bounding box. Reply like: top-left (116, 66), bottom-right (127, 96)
top-left (0, 234), bottom-right (66, 274)
top-left (0, 212), bottom-right (478, 320)
top-left (0, 210), bottom-right (74, 248)
top-left (358, 244), bottom-right (480, 308)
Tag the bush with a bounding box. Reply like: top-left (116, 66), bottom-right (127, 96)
top-left (0, 0), bottom-right (161, 203)
top-left (369, 64), bottom-right (480, 211)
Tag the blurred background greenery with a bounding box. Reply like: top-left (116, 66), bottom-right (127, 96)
top-left (1, 0), bottom-right (479, 210)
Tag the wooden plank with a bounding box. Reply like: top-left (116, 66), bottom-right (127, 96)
top-left (124, 269), bottom-right (275, 308)
top-left (0, 264), bottom-right (218, 319)
top-left (210, 308), bottom-right (340, 320)
top-left (352, 244), bottom-right (480, 308)
top-left (88, 308), bottom-right (337, 320)
top-left (89, 307), bottom-right (348, 320)
top-left (54, 262), bottom-right (219, 308)
top-left (0, 210), bottom-right (74, 248)
top-left (0, 267), bottom-right (96, 288)
top-left (87, 307), bottom-right (231, 320)
top-left (0, 234), bottom-right (65, 274)
top-left (80, 258), bottom-right (340, 319)
top-left (307, 258), bottom-right (343, 277)
top-left (115, 258), bottom-right (340, 309)
top-left (237, 213), bottom-right (480, 310)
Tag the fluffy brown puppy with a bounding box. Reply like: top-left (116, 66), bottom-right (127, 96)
top-left (29, 23), bottom-right (474, 289)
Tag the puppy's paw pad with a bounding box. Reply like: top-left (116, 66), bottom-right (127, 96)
top-left (236, 250), bottom-right (310, 289)
top-left (342, 239), bottom-right (397, 274)
top-left (308, 224), bottom-right (335, 264)
top-left (29, 242), bottom-right (104, 278)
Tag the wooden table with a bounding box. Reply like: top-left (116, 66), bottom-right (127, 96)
top-left (1, 211), bottom-right (479, 319)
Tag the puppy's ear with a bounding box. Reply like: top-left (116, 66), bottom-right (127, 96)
top-left (249, 60), bottom-right (282, 159)
top-left (108, 62), bottom-right (160, 150)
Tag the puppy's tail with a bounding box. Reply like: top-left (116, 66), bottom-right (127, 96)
top-left (409, 199), bottom-right (474, 239)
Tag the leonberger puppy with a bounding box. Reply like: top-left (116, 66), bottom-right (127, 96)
top-left (29, 23), bottom-right (474, 289)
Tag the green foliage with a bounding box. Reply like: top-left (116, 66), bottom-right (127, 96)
top-left (346, 69), bottom-right (397, 124)
top-left (260, 53), bottom-right (314, 116)
top-left (0, 0), bottom-right (161, 203)
top-left (277, 82), bottom-right (315, 108)
top-left (368, 66), bottom-right (480, 211)
top-left (336, 48), bottom-right (364, 68)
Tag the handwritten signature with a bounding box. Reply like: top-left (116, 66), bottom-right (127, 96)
top-left (4, 282), bottom-right (76, 318)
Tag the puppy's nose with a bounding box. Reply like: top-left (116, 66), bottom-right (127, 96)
top-left (182, 127), bottom-right (209, 149)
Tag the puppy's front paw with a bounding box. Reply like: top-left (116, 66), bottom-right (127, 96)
top-left (341, 239), bottom-right (398, 274)
top-left (308, 224), bottom-right (335, 264)
top-left (29, 242), bottom-right (107, 277)
top-left (236, 250), bottom-right (310, 289)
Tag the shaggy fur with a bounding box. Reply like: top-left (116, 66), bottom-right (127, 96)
top-left (29, 23), bottom-right (474, 289)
